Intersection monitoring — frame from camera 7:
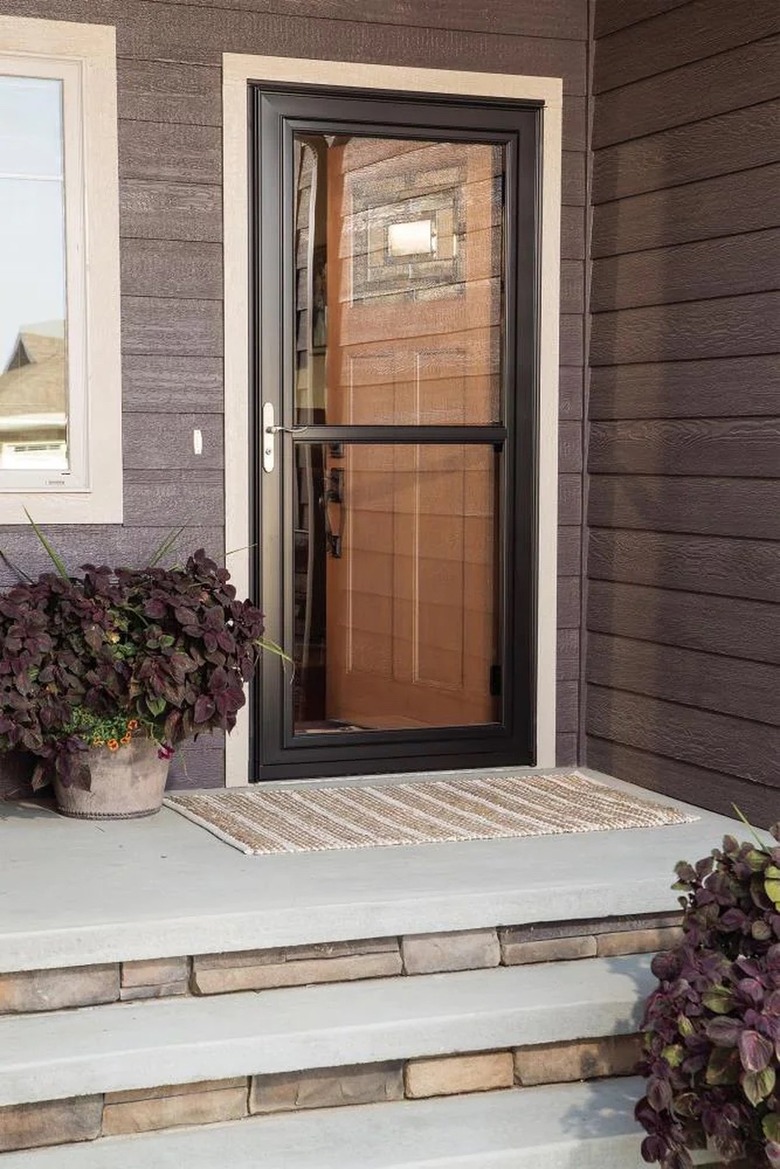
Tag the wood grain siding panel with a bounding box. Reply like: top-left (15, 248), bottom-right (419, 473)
top-left (562, 150), bottom-right (586, 206)
top-left (588, 476), bottom-right (780, 540)
top-left (593, 101), bottom-right (780, 203)
top-left (119, 8), bottom-right (588, 92)
top-left (558, 577), bottom-right (582, 628)
top-left (0, 0), bottom-right (118, 22)
top-left (559, 367), bottom-right (584, 420)
top-left (591, 229), bottom-right (780, 312)
top-left (588, 419), bottom-right (780, 478)
top-left (560, 316), bottom-right (585, 366)
top-left (120, 239), bottom-right (223, 299)
top-left (0, 525), bottom-right (224, 588)
top-left (556, 733), bottom-right (578, 765)
top-left (587, 686), bottom-right (780, 786)
top-left (124, 475), bottom-right (224, 527)
top-left (595, 0), bottom-right (691, 39)
top-left (558, 526), bottom-right (582, 575)
top-left (586, 740), bottom-right (777, 828)
top-left (592, 166), bottom-right (780, 258)
top-left (561, 206), bottom-right (586, 260)
top-left (557, 680), bottom-right (579, 733)
top-left (594, 37), bottom-right (780, 147)
top-left (590, 293), bottom-right (780, 366)
top-left (587, 633), bottom-right (780, 724)
top-left (589, 356), bottom-right (780, 420)
top-left (123, 356), bottom-right (224, 413)
top-left (558, 628), bottom-right (580, 680)
top-left (594, 0), bottom-right (780, 93)
top-left (117, 59), bottom-right (222, 125)
top-left (587, 582), bottom-right (780, 666)
top-left (122, 297), bottom-right (223, 356)
top-left (561, 261), bottom-right (585, 315)
top-left (563, 97), bottom-right (587, 151)
top-left (559, 420), bottom-right (583, 473)
top-left (139, 0), bottom-right (589, 41)
top-left (114, 526), bottom-right (225, 562)
top-left (169, 737), bottom-right (227, 789)
top-left (559, 475), bottom-right (583, 525)
top-left (120, 181), bottom-right (222, 242)
top-left (123, 414), bottom-right (224, 470)
top-left (118, 121), bottom-right (222, 184)
top-left (589, 530), bottom-right (779, 603)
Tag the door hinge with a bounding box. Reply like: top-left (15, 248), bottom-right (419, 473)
top-left (489, 663), bottom-right (502, 697)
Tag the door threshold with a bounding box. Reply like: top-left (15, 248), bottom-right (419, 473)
top-left (252, 764), bottom-right (575, 791)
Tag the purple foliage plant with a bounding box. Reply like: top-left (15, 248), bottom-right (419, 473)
top-left (0, 538), bottom-right (284, 789)
top-left (636, 820), bottom-right (780, 1168)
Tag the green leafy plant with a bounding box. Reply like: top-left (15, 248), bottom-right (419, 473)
top-left (0, 543), bottom-right (282, 789)
top-left (636, 819), bottom-right (780, 1168)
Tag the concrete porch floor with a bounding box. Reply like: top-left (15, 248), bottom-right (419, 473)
top-left (0, 768), bottom-right (749, 974)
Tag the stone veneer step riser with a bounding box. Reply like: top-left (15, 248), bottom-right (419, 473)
top-left (0, 912), bottom-right (682, 1015)
top-left (0, 1036), bottom-right (645, 1153)
top-left (0, 1080), bottom-right (716, 1169)
top-left (0, 1082), bottom-right (738, 1168)
top-left (0, 958), bottom-right (656, 1111)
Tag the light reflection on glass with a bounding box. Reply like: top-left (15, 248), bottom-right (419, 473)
top-left (293, 134), bottom-right (504, 427)
top-left (0, 75), bottom-right (68, 472)
top-left (292, 442), bottom-right (501, 734)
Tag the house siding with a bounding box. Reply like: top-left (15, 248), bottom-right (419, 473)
top-left (0, 0), bottom-right (589, 787)
top-left (587, 0), bottom-right (780, 824)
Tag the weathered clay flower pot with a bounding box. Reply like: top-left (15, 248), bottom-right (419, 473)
top-left (53, 734), bottom-right (171, 820)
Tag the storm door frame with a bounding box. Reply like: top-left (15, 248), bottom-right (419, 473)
top-left (222, 55), bottom-right (563, 787)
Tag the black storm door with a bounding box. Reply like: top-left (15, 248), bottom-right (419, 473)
top-left (251, 85), bottom-right (540, 780)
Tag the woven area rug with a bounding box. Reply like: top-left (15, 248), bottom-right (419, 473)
top-left (163, 772), bottom-right (698, 855)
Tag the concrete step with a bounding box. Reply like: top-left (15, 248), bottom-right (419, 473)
top-left (0, 956), bottom-right (654, 1107)
top-left (0, 772), bottom-right (726, 974)
top-left (0, 1079), bottom-right (719, 1168)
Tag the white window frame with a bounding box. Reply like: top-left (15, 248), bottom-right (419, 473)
top-left (222, 55), bottom-right (562, 785)
top-left (0, 17), bottom-right (121, 523)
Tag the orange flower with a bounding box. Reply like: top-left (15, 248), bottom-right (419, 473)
top-left (107, 739), bottom-right (119, 751)
top-left (126, 719), bottom-right (139, 731)
top-left (120, 733), bottom-right (131, 745)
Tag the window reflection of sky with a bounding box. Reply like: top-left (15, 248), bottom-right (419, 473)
top-left (0, 75), bottom-right (66, 368)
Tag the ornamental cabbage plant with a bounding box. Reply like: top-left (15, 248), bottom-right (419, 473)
top-left (636, 822), bottom-right (780, 1168)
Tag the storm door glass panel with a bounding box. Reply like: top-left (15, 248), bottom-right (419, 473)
top-left (293, 134), bottom-right (504, 427)
top-left (292, 442), bottom-right (501, 734)
top-left (0, 76), bottom-right (68, 471)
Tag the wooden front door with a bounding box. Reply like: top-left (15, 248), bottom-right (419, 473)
top-left (324, 138), bottom-right (500, 731)
top-left (254, 87), bottom-right (539, 779)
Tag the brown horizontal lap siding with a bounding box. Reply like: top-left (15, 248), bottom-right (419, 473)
top-left (591, 165), bottom-right (780, 258)
top-left (593, 0), bottom-right (780, 93)
top-left (586, 739), bottom-right (778, 827)
top-left (589, 356), bottom-right (780, 419)
top-left (593, 100), bottom-right (780, 203)
top-left (594, 0), bottom-right (691, 39)
top-left (587, 1), bottom-right (780, 820)
top-left (587, 582), bottom-right (780, 667)
top-left (0, 0), bottom-right (589, 783)
top-left (588, 475), bottom-right (780, 540)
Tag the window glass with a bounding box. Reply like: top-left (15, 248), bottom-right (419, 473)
top-left (0, 75), bottom-right (68, 472)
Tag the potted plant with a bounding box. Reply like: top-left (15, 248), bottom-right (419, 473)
top-left (0, 530), bottom-right (280, 818)
top-left (635, 819), bottom-right (780, 1168)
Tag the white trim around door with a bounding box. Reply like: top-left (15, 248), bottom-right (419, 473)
top-left (223, 54), bottom-right (562, 787)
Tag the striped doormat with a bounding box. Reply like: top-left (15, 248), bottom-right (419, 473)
top-left (163, 772), bottom-right (697, 855)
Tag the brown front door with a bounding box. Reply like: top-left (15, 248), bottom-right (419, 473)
top-left (254, 86), bottom-right (538, 779)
